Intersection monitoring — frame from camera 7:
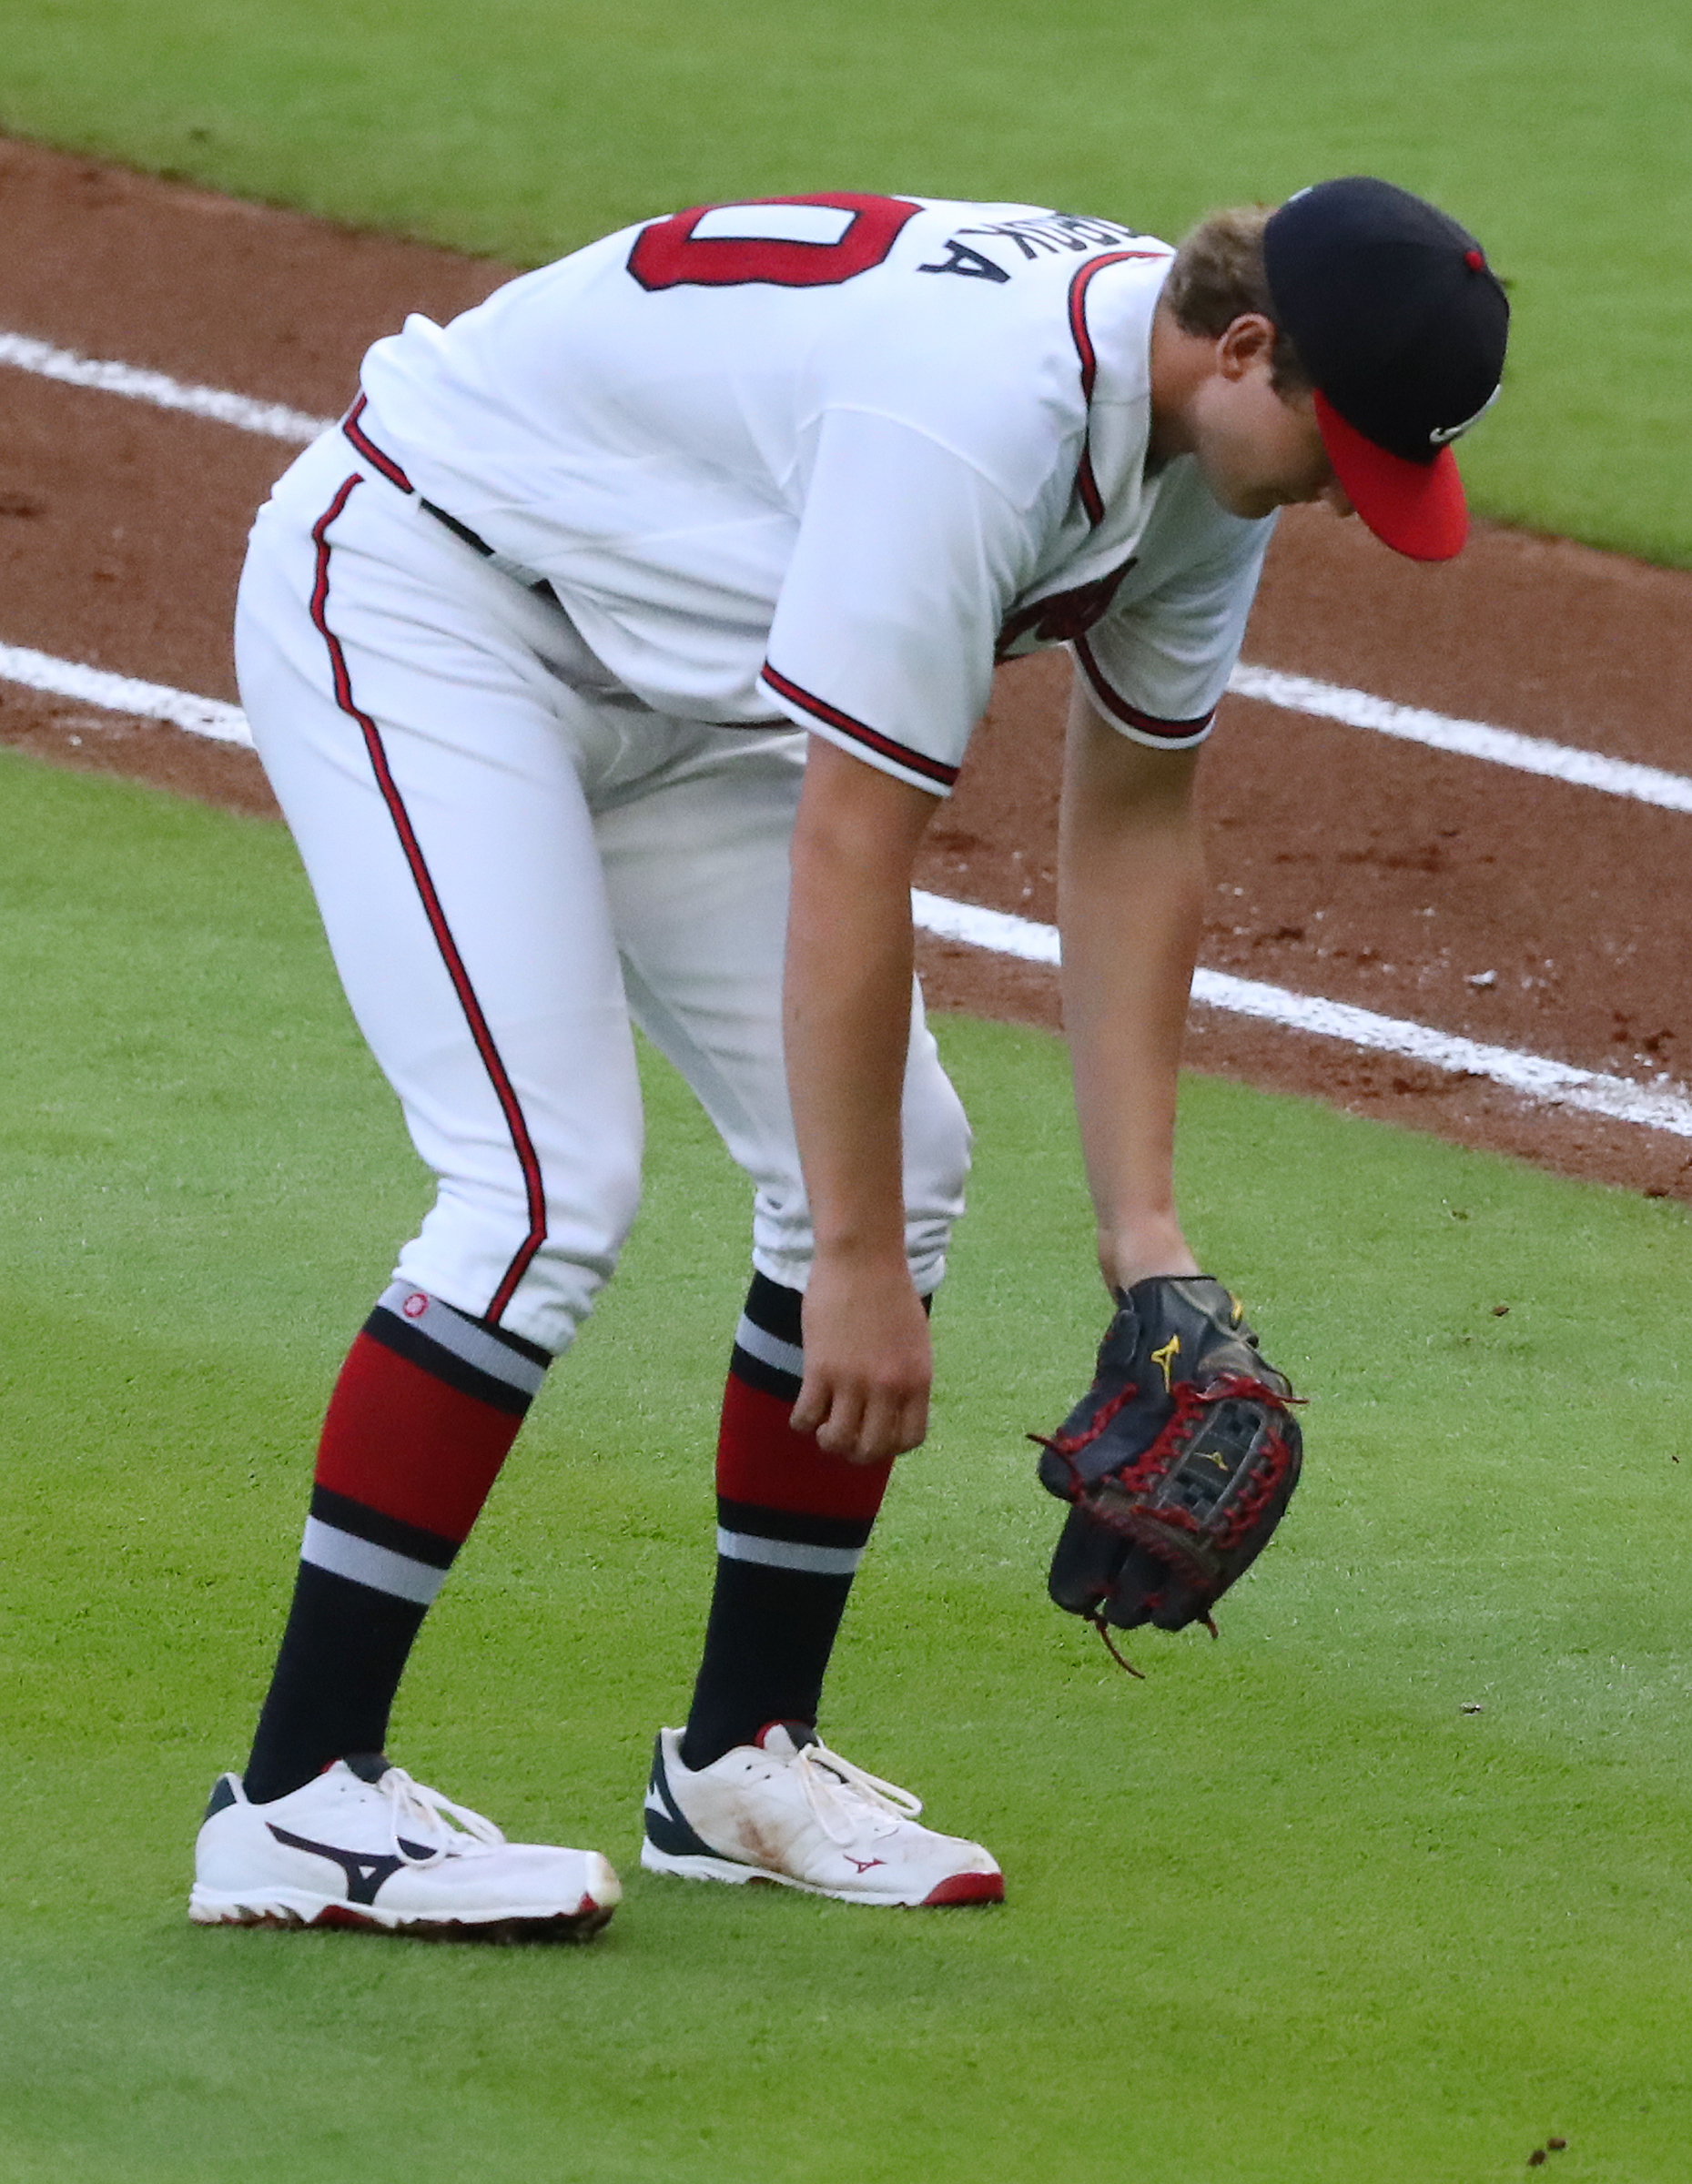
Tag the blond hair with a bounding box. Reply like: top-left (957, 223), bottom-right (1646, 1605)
top-left (1162, 207), bottom-right (1309, 394)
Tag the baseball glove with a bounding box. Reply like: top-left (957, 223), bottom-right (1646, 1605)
top-left (1032, 1276), bottom-right (1302, 1670)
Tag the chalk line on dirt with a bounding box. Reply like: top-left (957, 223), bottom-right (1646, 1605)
top-left (3, 316), bottom-right (1688, 1138)
top-left (910, 891), bottom-right (1692, 1139)
top-left (2, 622), bottom-right (1683, 1138)
top-left (1228, 663), bottom-right (1692, 814)
top-left (5, 324), bottom-right (1690, 816)
top-left (0, 640), bottom-right (250, 743)
top-left (0, 329), bottom-right (329, 445)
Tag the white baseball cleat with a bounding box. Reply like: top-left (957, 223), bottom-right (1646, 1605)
top-left (190, 1754), bottom-right (621, 1940)
top-left (640, 1723), bottom-right (1004, 1906)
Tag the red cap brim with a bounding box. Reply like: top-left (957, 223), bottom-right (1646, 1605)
top-left (1313, 389), bottom-right (1468, 561)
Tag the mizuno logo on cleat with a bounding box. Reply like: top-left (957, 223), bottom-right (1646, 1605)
top-left (267, 1824), bottom-right (426, 1906)
top-left (845, 1855), bottom-right (885, 1874)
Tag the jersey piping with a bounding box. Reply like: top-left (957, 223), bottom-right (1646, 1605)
top-left (342, 395), bottom-right (414, 493)
top-left (758, 662), bottom-right (960, 791)
top-left (1068, 250), bottom-right (1166, 526)
top-left (1074, 631), bottom-right (1215, 743)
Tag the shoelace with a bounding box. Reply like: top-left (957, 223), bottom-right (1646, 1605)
top-left (380, 1768), bottom-right (508, 1867)
top-left (793, 1740), bottom-right (924, 1849)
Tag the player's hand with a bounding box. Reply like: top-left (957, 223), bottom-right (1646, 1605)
top-left (792, 1253), bottom-right (932, 1463)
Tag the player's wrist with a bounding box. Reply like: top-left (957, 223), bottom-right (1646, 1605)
top-left (810, 1229), bottom-right (918, 1284)
top-left (1098, 1216), bottom-right (1199, 1293)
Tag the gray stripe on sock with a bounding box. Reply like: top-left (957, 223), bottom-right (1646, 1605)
top-left (378, 1281), bottom-right (547, 1397)
top-left (715, 1525), bottom-right (862, 1577)
top-left (302, 1516), bottom-right (448, 1606)
top-left (734, 1315), bottom-right (805, 1381)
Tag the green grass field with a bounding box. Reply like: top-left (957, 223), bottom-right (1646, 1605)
top-left (2, 0), bottom-right (1690, 561)
top-left (3, 756), bottom-right (1691, 2183)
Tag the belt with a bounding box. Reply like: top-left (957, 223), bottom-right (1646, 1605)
top-left (339, 398), bottom-right (556, 597)
top-left (419, 498), bottom-right (556, 599)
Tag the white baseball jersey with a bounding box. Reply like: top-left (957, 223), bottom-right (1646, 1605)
top-left (355, 194), bottom-right (1274, 796)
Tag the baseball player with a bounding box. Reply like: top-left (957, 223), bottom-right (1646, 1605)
top-left (190, 177), bottom-right (1507, 1935)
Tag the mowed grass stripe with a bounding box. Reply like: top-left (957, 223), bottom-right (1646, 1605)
top-left (2, 749), bottom-right (1690, 2181)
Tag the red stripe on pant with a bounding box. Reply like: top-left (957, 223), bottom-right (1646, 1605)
top-left (305, 474), bottom-right (547, 1323)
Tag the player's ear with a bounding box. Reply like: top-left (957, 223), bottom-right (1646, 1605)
top-left (1215, 313), bottom-right (1277, 381)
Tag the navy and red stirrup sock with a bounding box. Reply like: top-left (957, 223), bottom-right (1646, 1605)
top-left (242, 1281), bottom-right (548, 1804)
top-left (681, 1272), bottom-right (897, 1772)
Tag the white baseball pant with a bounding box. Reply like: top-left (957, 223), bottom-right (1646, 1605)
top-left (234, 428), bottom-right (972, 1355)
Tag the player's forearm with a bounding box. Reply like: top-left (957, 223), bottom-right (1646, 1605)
top-left (783, 741), bottom-right (939, 1459)
top-left (1062, 837), bottom-right (1205, 1287)
top-left (784, 865), bottom-right (914, 1263)
top-left (783, 740), bottom-right (935, 1266)
top-left (1059, 705), bottom-right (1206, 1292)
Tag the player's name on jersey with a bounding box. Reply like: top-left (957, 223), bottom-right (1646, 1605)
top-left (917, 212), bottom-right (1149, 283)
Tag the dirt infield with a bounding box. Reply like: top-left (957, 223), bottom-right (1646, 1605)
top-left (3, 136), bottom-right (1690, 1198)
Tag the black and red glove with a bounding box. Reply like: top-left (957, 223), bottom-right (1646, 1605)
top-left (1034, 1276), bottom-right (1303, 1667)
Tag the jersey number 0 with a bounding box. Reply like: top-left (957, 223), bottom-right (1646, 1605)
top-left (626, 194), bottom-right (919, 290)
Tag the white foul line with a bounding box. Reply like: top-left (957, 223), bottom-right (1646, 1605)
top-left (1, 319), bottom-right (1688, 1140)
top-left (0, 630), bottom-right (1686, 1138)
top-left (5, 630), bottom-right (1683, 1138)
top-left (0, 640), bottom-right (251, 744)
top-left (1227, 662), bottom-right (1692, 815)
top-left (910, 889), bottom-right (1692, 1140)
top-left (3, 322), bottom-right (1687, 816)
top-left (0, 329), bottom-right (330, 445)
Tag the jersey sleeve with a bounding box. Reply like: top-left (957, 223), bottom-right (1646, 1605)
top-left (1071, 500), bottom-right (1275, 750)
top-left (759, 407), bottom-right (1040, 796)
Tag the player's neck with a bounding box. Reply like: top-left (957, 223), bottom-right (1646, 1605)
top-left (1146, 303), bottom-right (1211, 465)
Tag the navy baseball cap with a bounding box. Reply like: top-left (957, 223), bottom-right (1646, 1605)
top-left (1263, 177), bottom-right (1509, 561)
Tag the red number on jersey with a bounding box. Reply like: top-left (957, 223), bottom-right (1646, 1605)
top-left (627, 194), bottom-right (920, 291)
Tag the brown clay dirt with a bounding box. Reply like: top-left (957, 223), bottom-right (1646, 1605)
top-left (2, 136), bottom-right (1689, 1198)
